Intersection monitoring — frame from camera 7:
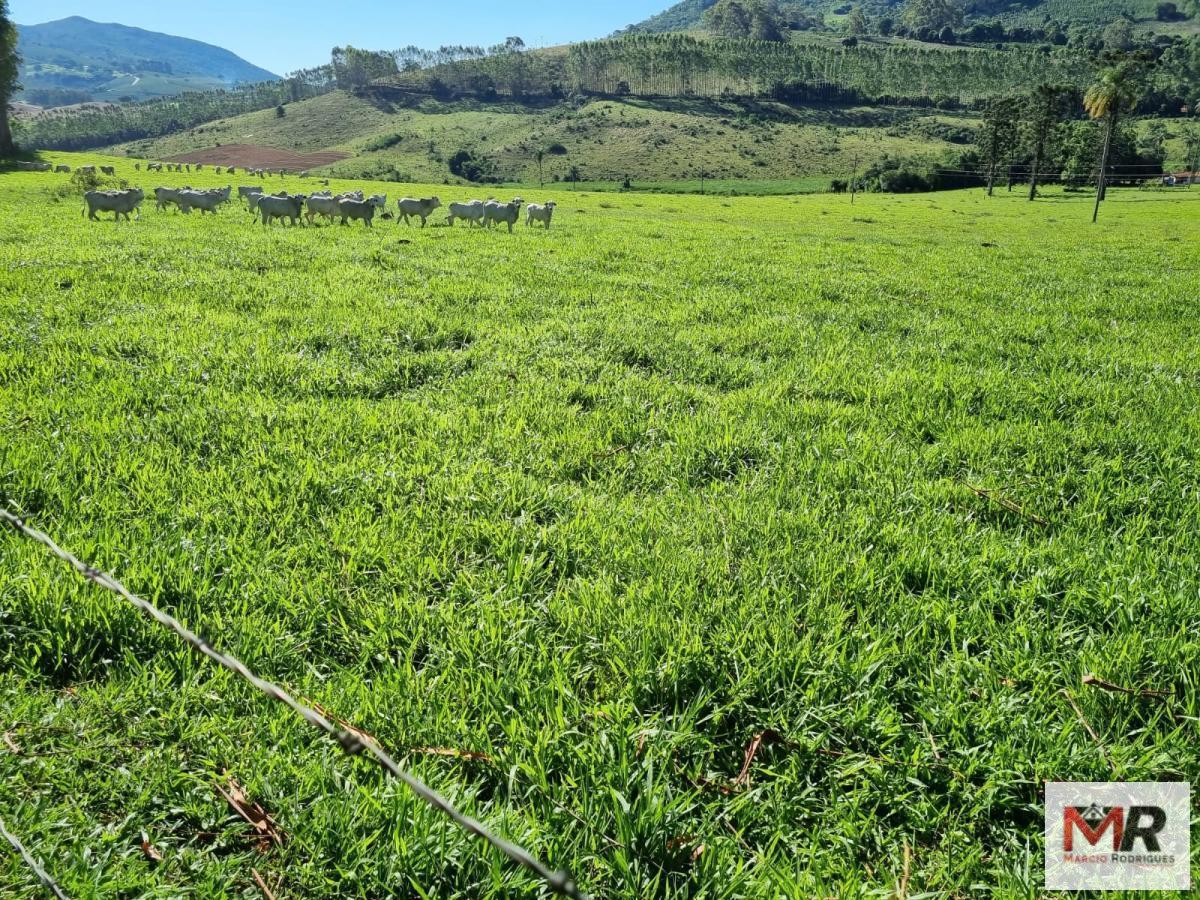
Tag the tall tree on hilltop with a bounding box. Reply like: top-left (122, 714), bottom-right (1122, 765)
top-left (1025, 84), bottom-right (1073, 200)
top-left (0, 0), bottom-right (19, 156)
top-left (1085, 58), bottom-right (1143, 222)
top-left (903, 0), bottom-right (964, 31)
top-left (705, 0), bottom-right (787, 42)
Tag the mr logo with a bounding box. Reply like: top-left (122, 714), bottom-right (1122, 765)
top-left (1045, 782), bottom-right (1190, 891)
top-left (1063, 803), bottom-right (1167, 853)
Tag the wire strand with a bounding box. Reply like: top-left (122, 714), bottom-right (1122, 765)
top-left (0, 817), bottom-right (71, 900)
top-left (0, 509), bottom-right (586, 900)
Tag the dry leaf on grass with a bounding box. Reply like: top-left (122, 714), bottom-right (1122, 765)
top-left (306, 699), bottom-right (381, 751)
top-left (734, 729), bottom-right (786, 789)
top-left (2, 732), bottom-right (19, 755)
top-left (139, 833), bottom-right (163, 863)
top-left (216, 774), bottom-right (285, 853)
top-left (411, 746), bottom-right (494, 763)
top-left (1082, 673), bottom-right (1173, 700)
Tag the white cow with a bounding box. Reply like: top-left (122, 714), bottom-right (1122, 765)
top-left (146, 163), bottom-right (162, 172)
top-left (338, 198), bottom-right (377, 227)
top-left (178, 186), bottom-right (232, 214)
top-left (526, 201), bottom-right (557, 229)
top-left (484, 198), bottom-right (524, 233)
top-left (305, 194), bottom-right (343, 225)
top-left (83, 188), bottom-right (144, 222)
top-left (447, 200), bottom-right (486, 227)
top-left (397, 196), bottom-right (441, 227)
top-left (155, 186), bottom-right (195, 212)
top-left (259, 194), bottom-right (307, 226)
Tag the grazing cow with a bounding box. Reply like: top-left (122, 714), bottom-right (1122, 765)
top-left (484, 198), bottom-right (524, 233)
top-left (526, 201), bottom-right (556, 229)
top-left (135, 163), bottom-right (141, 171)
top-left (447, 199), bottom-right (486, 227)
top-left (155, 186), bottom-right (194, 212)
top-left (259, 194), bottom-right (307, 226)
top-left (227, 167), bottom-right (237, 176)
top-left (99, 166), bottom-right (116, 176)
top-left (78, 165), bottom-right (96, 176)
top-left (195, 164), bottom-right (204, 172)
top-left (397, 196), bottom-right (441, 227)
top-left (338, 198), bottom-right (377, 227)
top-left (146, 163), bottom-right (161, 172)
top-left (239, 186), bottom-right (265, 212)
top-left (305, 194), bottom-right (343, 225)
top-left (83, 188), bottom-right (144, 222)
top-left (55, 165), bottom-right (71, 173)
top-left (179, 187), bottom-right (232, 214)
top-left (368, 193), bottom-right (387, 210)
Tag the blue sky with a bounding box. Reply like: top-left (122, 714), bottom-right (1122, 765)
top-left (12, 1), bottom-right (671, 76)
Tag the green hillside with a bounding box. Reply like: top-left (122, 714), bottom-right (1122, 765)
top-left (16, 16), bottom-right (278, 106)
top-left (107, 89), bottom-right (976, 188)
top-left (628, 0), bottom-right (1167, 32)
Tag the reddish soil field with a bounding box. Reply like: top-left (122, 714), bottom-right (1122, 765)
top-left (164, 144), bottom-right (350, 170)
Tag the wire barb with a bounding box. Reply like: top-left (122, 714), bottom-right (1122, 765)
top-left (0, 817), bottom-right (72, 900)
top-left (0, 509), bottom-right (587, 900)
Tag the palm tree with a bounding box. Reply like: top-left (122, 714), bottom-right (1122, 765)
top-left (1084, 60), bottom-right (1141, 223)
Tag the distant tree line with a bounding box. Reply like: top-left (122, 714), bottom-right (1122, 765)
top-left (17, 66), bottom-right (338, 151)
top-left (856, 55), bottom-right (1176, 201)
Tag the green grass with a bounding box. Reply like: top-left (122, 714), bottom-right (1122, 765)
top-left (108, 91), bottom-right (971, 186)
top-left (2, 152), bottom-right (1199, 898)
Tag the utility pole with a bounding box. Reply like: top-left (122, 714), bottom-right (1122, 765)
top-left (850, 153), bottom-right (859, 205)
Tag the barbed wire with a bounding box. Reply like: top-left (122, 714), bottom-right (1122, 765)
top-left (0, 817), bottom-right (71, 900)
top-left (0, 509), bottom-right (586, 900)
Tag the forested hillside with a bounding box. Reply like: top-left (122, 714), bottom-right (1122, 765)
top-left (627, 0), bottom-right (1173, 33)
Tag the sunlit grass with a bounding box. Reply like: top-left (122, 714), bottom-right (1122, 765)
top-left (1, 153), bottom-right (1198, 897)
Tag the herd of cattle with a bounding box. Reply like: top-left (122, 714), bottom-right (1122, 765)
top-left (17, 160), bottom-right (560, 230)
top-left (18, 159), bottom-right (304, 178)
top-left (81, 184), bottom-right (558, 231)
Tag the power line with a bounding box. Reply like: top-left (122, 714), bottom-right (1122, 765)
top-left (0, 817), bottom-right (71, 900)
top-left (0, 509), bottom-right (586, 900)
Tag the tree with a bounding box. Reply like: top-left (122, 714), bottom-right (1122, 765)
top-left (275, 104), bottom-right (286, 118)
top-left (1024, 84), bottom-right (1072, 199)
top-left (705, 0), bottom-right (787, 42)
top-left (978, 96), bottom-right (1021, 195)
top-left (0, 0), bottom-right (19, 156)
top-left (845, 6), bottom-right (868, 35)
top-left (567, 164), bottom-right (582, 188)
top-left (1181, 121), bottom-right (1200, 182)
top-left (1102, 19), bottom-right (1134, 51)
top-left (1085, 59), bottom-right (1143, 221)
top-left (903, 0), bottom-right (964, 31)
top-left (535, 148), bottom-right (545, 187)
top-left (1156, 2), bottom-right (1183, 20)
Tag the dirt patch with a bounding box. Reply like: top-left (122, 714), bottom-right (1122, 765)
top-left (164, 145), bottom-right (350, 170)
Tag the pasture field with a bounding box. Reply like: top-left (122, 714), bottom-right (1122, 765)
top-left (1, 154), bottom-right (1199, 897)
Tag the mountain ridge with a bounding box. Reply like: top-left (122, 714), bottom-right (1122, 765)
top-left (16, 16), bottom-right (278, 106)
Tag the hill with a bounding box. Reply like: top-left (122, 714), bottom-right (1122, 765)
top-left (15, 16), bottom-right (278, 106)
top-left (627, 0), bottom-right (1165, 32)
top-left (102, 89), bottom-right (978, 189)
